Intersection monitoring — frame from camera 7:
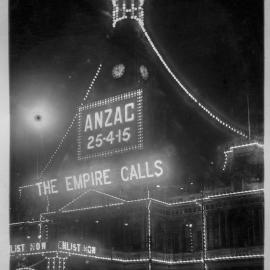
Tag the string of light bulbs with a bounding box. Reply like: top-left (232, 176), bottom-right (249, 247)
top-left (138, 22), bottom-right (247, 138)
top-left (61, 202), bottom-right (125, 214)
top-left (57, 251), bottom-right (149, 263)
top-left (12, 249), bottom-right (263, 265)
top-left (147, 199), bottom-right (152, 266)
top-left (222, 150), bottom-right (233, 171)
top-left (37, 188), bottom-right (263, 216)
top-left (39, 114), bottom-right (77, 179)
top-left (205, 254), bottom-right (264, 262)
top-left (27, 258), bottom-right (46, 269)
top-left (39, 64), bottom-right (102, 179)
top-left (31, 190), bottom-right (263, 267)
top-left (112, 0), bottom-right (145, 28)
top-left (10, 219), bottom-right (49, 226)
top-left (11, 188), bottom-right (263, 227)
top-left (18, 64), bottom-right (103, 215)
top-left (222, 141), bottom-right (264, 171)
top-left (18, 184), bottom-right (36, 198)
top-left (59, 189), bottom-right (94, 212)
top-left (14, 193), bottom-right (263, 264)
top-left (45, 256), bottom-right (68, 270)
top-left (59, 189), bottom-right (127, 212)
top-left (205, 188), bottom-right (263, 200)
top-left (201, 204), bottom-right (207, 261)
top-left (15, 268), bottom-right (35, 270)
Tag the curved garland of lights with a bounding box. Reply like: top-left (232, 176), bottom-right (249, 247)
top-left (138, 22), bottom-right (247, 138)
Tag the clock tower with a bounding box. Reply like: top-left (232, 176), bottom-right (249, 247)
top-left (112, 0), bottom-right (145, 28)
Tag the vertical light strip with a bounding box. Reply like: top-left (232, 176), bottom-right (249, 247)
top-left (58, 257), bottom-right (62, 270)
top-left (147, 198), bottom-right (152, 270)
top-left (53, 257), bottom-right (56, 270)
top-left (222, 150), bottom-right (233, 171)
top-left (46, 257), bottom-right (51, 270)
top-left (201, 196), bottom-right (208, 270)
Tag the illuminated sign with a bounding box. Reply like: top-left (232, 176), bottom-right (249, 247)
top-left (35, 157), bottom-right (167, 196)
top-left (10, 242), bottom-right (47, 254)
top-left (9, 241), bottom-right (96, 256)
top-left (58, 241), bottom-right (96, 255)
top-left (77, 89), bottom-right (143, 160)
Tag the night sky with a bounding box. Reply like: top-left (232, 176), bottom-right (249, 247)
top-left (10, 0), bottom-right (263, 215)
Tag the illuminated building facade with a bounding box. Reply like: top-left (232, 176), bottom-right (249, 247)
top-left (10, 1), bottom-right (264, 270)
top-left (10, 141), bottom-right (264, 269)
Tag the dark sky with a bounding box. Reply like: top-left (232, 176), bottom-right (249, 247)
top-left (10, 0), bottom-right (263, 208)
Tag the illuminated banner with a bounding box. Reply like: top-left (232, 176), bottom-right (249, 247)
top-left (77, 89), bottom-right (143, 160)
top-left (58, 241), bottom-right (96, 255)
top-left (10, 241), bottom-right (96, 256)
top-left (35, 156), bottom-right (167, 196)
top-left (10, 242), bottom-right (48, 254)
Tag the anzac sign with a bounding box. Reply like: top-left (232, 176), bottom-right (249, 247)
top-left (77, 89), bottom-right (143, 160)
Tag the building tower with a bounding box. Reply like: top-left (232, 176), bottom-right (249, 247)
top-left (112, 0), bottom-right (145, 28)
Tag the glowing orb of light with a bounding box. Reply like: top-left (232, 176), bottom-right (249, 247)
top-left (23, 100), bottom-right (60, 134)
top-left (13, 75), bottom-right (71, 156)
top-left (34, 114), bottom-right (42, 121)
top-left (112, 64), bottom-right (125, 79)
